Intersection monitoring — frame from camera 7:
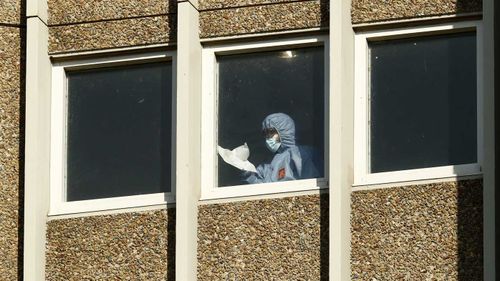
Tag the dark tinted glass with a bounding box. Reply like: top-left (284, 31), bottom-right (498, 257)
top-left (217, 47), bottom-right (325, 186)
top-left (369, 33), bottom-right (477, 173)
top-left (67, 62), bottom-right (172, 201)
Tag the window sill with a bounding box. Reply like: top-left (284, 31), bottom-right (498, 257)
top-left (200, 178), bottom-right (328, 201)
top-left (48, 192), bottom-right (175, 217)
top-left (353, 163), bottom-right (482, 188)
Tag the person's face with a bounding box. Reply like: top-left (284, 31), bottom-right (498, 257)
top-left (262, 128), bottom-right (280, 141)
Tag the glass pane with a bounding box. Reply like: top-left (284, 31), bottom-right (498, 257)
top-left (66, 62), bottom-right (172, 201)
top-left (217, 47), bottom-right (325, 187)
top-left (369, 32), bottom-right (477, 173)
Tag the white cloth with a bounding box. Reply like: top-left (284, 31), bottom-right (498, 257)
top-left (217, 143), bottom-right (257, 173)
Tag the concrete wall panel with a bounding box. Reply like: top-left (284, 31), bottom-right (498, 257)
top-left (199, 0), bottom-right (328, 38)
top-left (47, 0), bottom-right (176, 25)
top-left (351, 180), bottom-right (483, 280)
top-left (0, 25), bottom-right (23, 281)
top-left (199, 0), bottom-right (326, 10)
top-left (351, 0), bottom-right (481, 24)
top-left (46, 209), bottom-right (175, 281)
top-left (198, 194), bottom-right (329, 280)
top-left (48, 15), bottom-right (176, 54)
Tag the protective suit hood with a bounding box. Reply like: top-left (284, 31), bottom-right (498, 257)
top-left (262, 113), bottom-right (296, 148)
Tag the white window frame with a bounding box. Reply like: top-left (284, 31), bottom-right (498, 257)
top-left (49, 51), bottom-right (177, 215)
top-left (201, 35), bottom-right (329, 200)
top-left (354, 21), bottom-right (483, 186)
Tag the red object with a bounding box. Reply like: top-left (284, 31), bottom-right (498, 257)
top-left (278, 168), bottom-right (286, 180)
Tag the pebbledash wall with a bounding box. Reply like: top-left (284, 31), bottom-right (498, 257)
top-left (0, 0), bottom-right (491, 281)
top-left (0, 0), bottom-right (24, 280)
top-left (350, 0), bottom-right (484, 279)
top-left (47, 0), bottom-right (177, 53)
top-left (44, 1), bottom-right (177, 280)
top-left (197, 2), bottom-right (484, 281)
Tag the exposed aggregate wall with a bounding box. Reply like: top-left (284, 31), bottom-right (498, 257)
top-left (47, 0), bottom-right (177, 53)
top-left (347, 0), bottom-right (484, 279)
top-left (351, 180), bottom-right (483, 280)
top-left (47, 0), bottom-right (176, 25)
top-left (45, 2), bottom-right (178, 280)
top-left (351, 0), bottom-right (482, 23)
top-left (0, 0), bottom-right (24, 278)
top-left (198, 194), bottom-right (329, 280)
top-left (0, 0), bottom-right (24, 25)
top-left (45, 209), bottom-right (175, 281)
top-left (199, 0), bottom-right (329, 38)
top-left (42, 1), bottom-right (486, 281)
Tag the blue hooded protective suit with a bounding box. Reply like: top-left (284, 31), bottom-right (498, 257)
top-left (244, 113), bottom-right (322, 184)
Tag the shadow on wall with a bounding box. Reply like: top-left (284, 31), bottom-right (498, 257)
top-left (17, 0), bottom-right (27, 280)
top-left (496, 0), bottom-right (500, 274)
top-left (455, 0), bottom-right (482, 13)
top-left (166, 208), bottom-right (176, 281)
top-left (320, 192), bottom-right (329, 281)
top-left (319, 2), bottom-right (329, 280)
top-left (320, 0), bottom-right (329, 29)
top-left (165, 1), bottom-right (176, 272)
top-left (167, 0), bottom-right (177, 42)
top-left (456, 180), bottom-right (483, 280)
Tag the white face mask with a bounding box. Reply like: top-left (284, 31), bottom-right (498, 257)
top-left (265, 136), bottom-right (281, 153)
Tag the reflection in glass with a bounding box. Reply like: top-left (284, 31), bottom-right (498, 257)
top-left (67, 62), bottom-right (172, 201)
top-left (369, 33), bottom-right (477, 173)
top-left (217, 47), bottom-right (325, 187)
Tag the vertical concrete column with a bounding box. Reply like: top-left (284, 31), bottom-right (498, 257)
top-left (483, 0), bottom-right (495, 278)
top-left (329, 0), bottom-right (354, 280)
top-left (24, 0), bottom-right (50, 279)
top-left (175, 1), bottom-right (202, 281)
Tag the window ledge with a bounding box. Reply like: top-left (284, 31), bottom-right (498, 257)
top-left (48, 192), bottom-right (175, 217)
top-left (200, 178), bottom-right (328, 201)
top-left (353, 163), bottom-right (482, 190)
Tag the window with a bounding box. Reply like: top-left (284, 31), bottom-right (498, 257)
top-left (201, 36), bottom-right (328, 200)
top-left (354, 21), bottom-right (483, 185)
top-left (50, 52), bottom-right (176, 214)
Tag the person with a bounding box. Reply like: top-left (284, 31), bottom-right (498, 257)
top-left (243, 113), bottom-right (322, 184)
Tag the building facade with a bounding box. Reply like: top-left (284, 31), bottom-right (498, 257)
top-left (0, 0), bottom-right (496, 280)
